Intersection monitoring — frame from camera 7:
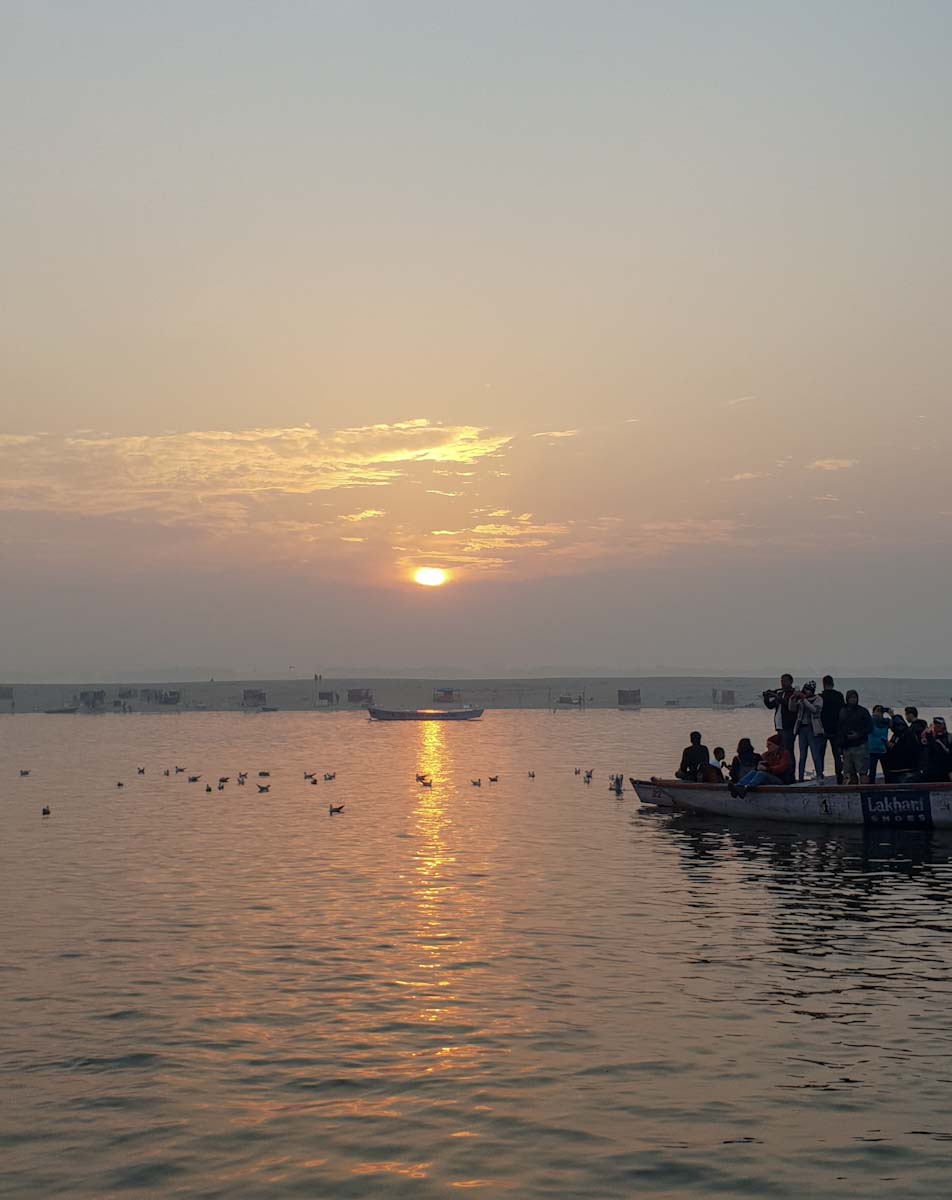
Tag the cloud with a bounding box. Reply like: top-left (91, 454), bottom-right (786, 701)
top-left (341, 508), bottom-right (386, 523)
top-left (726, 395), bottom-right (757, 407)
top-left (0, 420), bottom-right (511, 524)
top-left (726, 472), bottom-right (764, 482)
top-left (807, 458), bottom-right (858, 471)
top-left (532, 429), bottom-right (579, 439)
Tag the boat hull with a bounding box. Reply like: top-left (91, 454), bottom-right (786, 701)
top-left (631, 778), bottom-right (952, 828)
top-left (368, 707), bottom-right (484, 722)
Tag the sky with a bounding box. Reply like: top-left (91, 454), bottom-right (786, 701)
top-left (2, 1), bottom-right (951, 678)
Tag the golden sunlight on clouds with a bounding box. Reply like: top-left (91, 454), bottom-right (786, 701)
top-left (0, 413), bottom-right (829, 584)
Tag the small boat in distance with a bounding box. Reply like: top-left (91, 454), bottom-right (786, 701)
top-left (43, 706), bottom-right (78, 715)
top-left (368, 706), bottom-right (484, 722)
top-left (631, 778), bottom-right (952, 827)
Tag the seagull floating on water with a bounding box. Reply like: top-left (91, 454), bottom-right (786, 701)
top-left (206, 784), bottom-right (213, 793)
top-left (117, 782), bottom-right (124, 788)
top-left (137, 767), bottom-right (145, 775)
top-left (188, 775), bottom-right (200, 783)
top-left (324, 772), bottom-right (336, 782)
top-left (471, 779), bottom-right (482, 787)
top-left (422, 779), bottom-right (433, 788)
top-left (20, 770), bottom-right (30, 777)
top-left (257, 784), bottom-right (270, 793)
top-left (163, 769), bottom-right (170, 777)
top-left (528, 771), bottom-right (536, 779)
top-left (304, 771), bottom-right (316, 780)
top-left (41, 806), bottom-right (50, 816)
top-left (258, 771), bottom-right (270, 778)
top-left (329, 803), bottom-right (344, 815)
top-left (175, 766), bottom-right (186, 774)
top-left (488, 775), bottom-right (499, 783)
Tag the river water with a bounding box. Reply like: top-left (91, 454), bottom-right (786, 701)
top-left (3, 710), bottom-right (952, 1198)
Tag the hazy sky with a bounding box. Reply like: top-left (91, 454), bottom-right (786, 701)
top-left (2, 1), bottom-right (951, 677)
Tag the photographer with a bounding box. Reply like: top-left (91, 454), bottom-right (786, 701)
top-left (762, 673), bottom-right (797, 781)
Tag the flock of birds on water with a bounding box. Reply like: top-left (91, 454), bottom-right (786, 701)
top-left (19, 764), bottom-right (629, 819)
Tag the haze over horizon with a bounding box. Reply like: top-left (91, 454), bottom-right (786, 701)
top-left (3, 2), bottom-right (951, 677)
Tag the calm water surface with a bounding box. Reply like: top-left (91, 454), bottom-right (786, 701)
top-left (3, 710), bottom-right (952, 1198)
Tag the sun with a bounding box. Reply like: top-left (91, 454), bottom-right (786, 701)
top-left (413, 567), bottom-right (448, 587)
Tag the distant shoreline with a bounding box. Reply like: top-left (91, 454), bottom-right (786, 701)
top-left (2, 675), bottom-right (950, 714)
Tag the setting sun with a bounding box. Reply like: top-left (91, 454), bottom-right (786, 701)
top-left (414, 567), bottom-right (448, 587)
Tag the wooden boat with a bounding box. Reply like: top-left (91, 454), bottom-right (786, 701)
top-left (631, 777), bottom-right (952, 828)
top-left (368, 706), bottom-right (484, 722)
top-left (43, 706), bottom-right (78, 715)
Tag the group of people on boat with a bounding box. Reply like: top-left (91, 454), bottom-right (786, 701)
top-left (674, 674), bottom-right (952, 792)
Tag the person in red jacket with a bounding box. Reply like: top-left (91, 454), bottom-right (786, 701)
top-left (729, 734), bottom-right (793, 797)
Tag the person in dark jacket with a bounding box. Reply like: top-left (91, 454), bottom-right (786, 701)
top-left (676, 731), bottom-right (709, 781)
top-left (837, 690), bottom-right (872, 784)
top-left (729, 738), bottom-right (759, 783)
top-left (920, 717), bottom-right (952, 783)
top-left (763, 673), bottom-right (797, 780)
top-left (819, 675), bottom-right (845, 782)
top-left (883, 714), bottom-right (921, 781)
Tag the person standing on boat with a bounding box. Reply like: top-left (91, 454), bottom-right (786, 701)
top-left (676, 731), bottom-right (710, 781)
top-left (920, 717), bottom-right (952, 782)
top-left (763, 674), bottom-right (797, 781)
top-left (883, 714), bottom-right (920, 782)
top-left (790, 681), bottom-right (824, 781)
top-left (819, 675), bottom-right (845, 782)
top-left (837, 690), bottom-right (872, 784)
top-left (866, 705), bottom-right (892, 784)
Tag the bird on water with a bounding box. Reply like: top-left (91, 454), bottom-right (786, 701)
top-left (329, 803), bottom-right (344, 815)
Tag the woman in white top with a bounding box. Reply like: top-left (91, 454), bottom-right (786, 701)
top-left (789, 680), bottom-right (825, 781)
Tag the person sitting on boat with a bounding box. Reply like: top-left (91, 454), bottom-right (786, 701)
top-left (866, 704), bottom-right (892, 784)
top-left (728, 734), bottom-right (792, 797)
top-left (836, 690), bottom-right (872, 785)
top-left (676, 731), bottom-right (710, 781)
top-left (698, 747), bottom-right (727, 783)
top-left (790, 680), bottom-right (824, 781)
top-left (920, 717), bottom-right (952, 782)
top-left (729, 738), bottom-right (759, 783)
top-left (883, 714), bottom-right (921, 782)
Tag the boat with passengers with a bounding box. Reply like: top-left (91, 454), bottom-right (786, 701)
top-left (630, 777), bottom-right (952, 827)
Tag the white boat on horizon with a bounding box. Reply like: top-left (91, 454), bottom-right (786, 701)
top-left (631, 777), bottom-right (952, 828)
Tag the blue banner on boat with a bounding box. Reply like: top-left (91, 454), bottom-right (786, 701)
top-left (861, 789), bottom-right (932, 828)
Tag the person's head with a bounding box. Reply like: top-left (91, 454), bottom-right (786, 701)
top-left (713, 746), bottom-right (725, 761)
top-left (689, 730), bottom-right (702, 745)
top-left (891, 714), bottom-right (909, 734)
top-left (737, 737), bottom-right (754, 756)
top-left (822, 675), bottom-right (835, 689)
top-left (767, 733), bottom-right (781, 749)
top-left (802, 680), bottom-right (816, 696)
top-left (845, 689), bottom-right (859, 706)
top-left (780, 673), bottom-right (793, 689)
top-left (905, 705), bottom-right (919, 722)
top-left (872, 704), bottom-right (885, 716)
top-left (934, 717), bottom-right (948, 737)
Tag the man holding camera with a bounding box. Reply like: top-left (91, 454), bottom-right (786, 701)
top-left (762, 673), bottom-right (797, 783)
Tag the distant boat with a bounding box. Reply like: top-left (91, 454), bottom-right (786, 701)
top-left (631, 778), bottom-right (952, 827)
top-left (43, 706), bottom-right (78, 715)
top-left (664, 699), bottom-right (681, 707)
top-left (260, 706), bottom-right (280, 712)
top-left (368, 707), bottom-right (484, 722)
